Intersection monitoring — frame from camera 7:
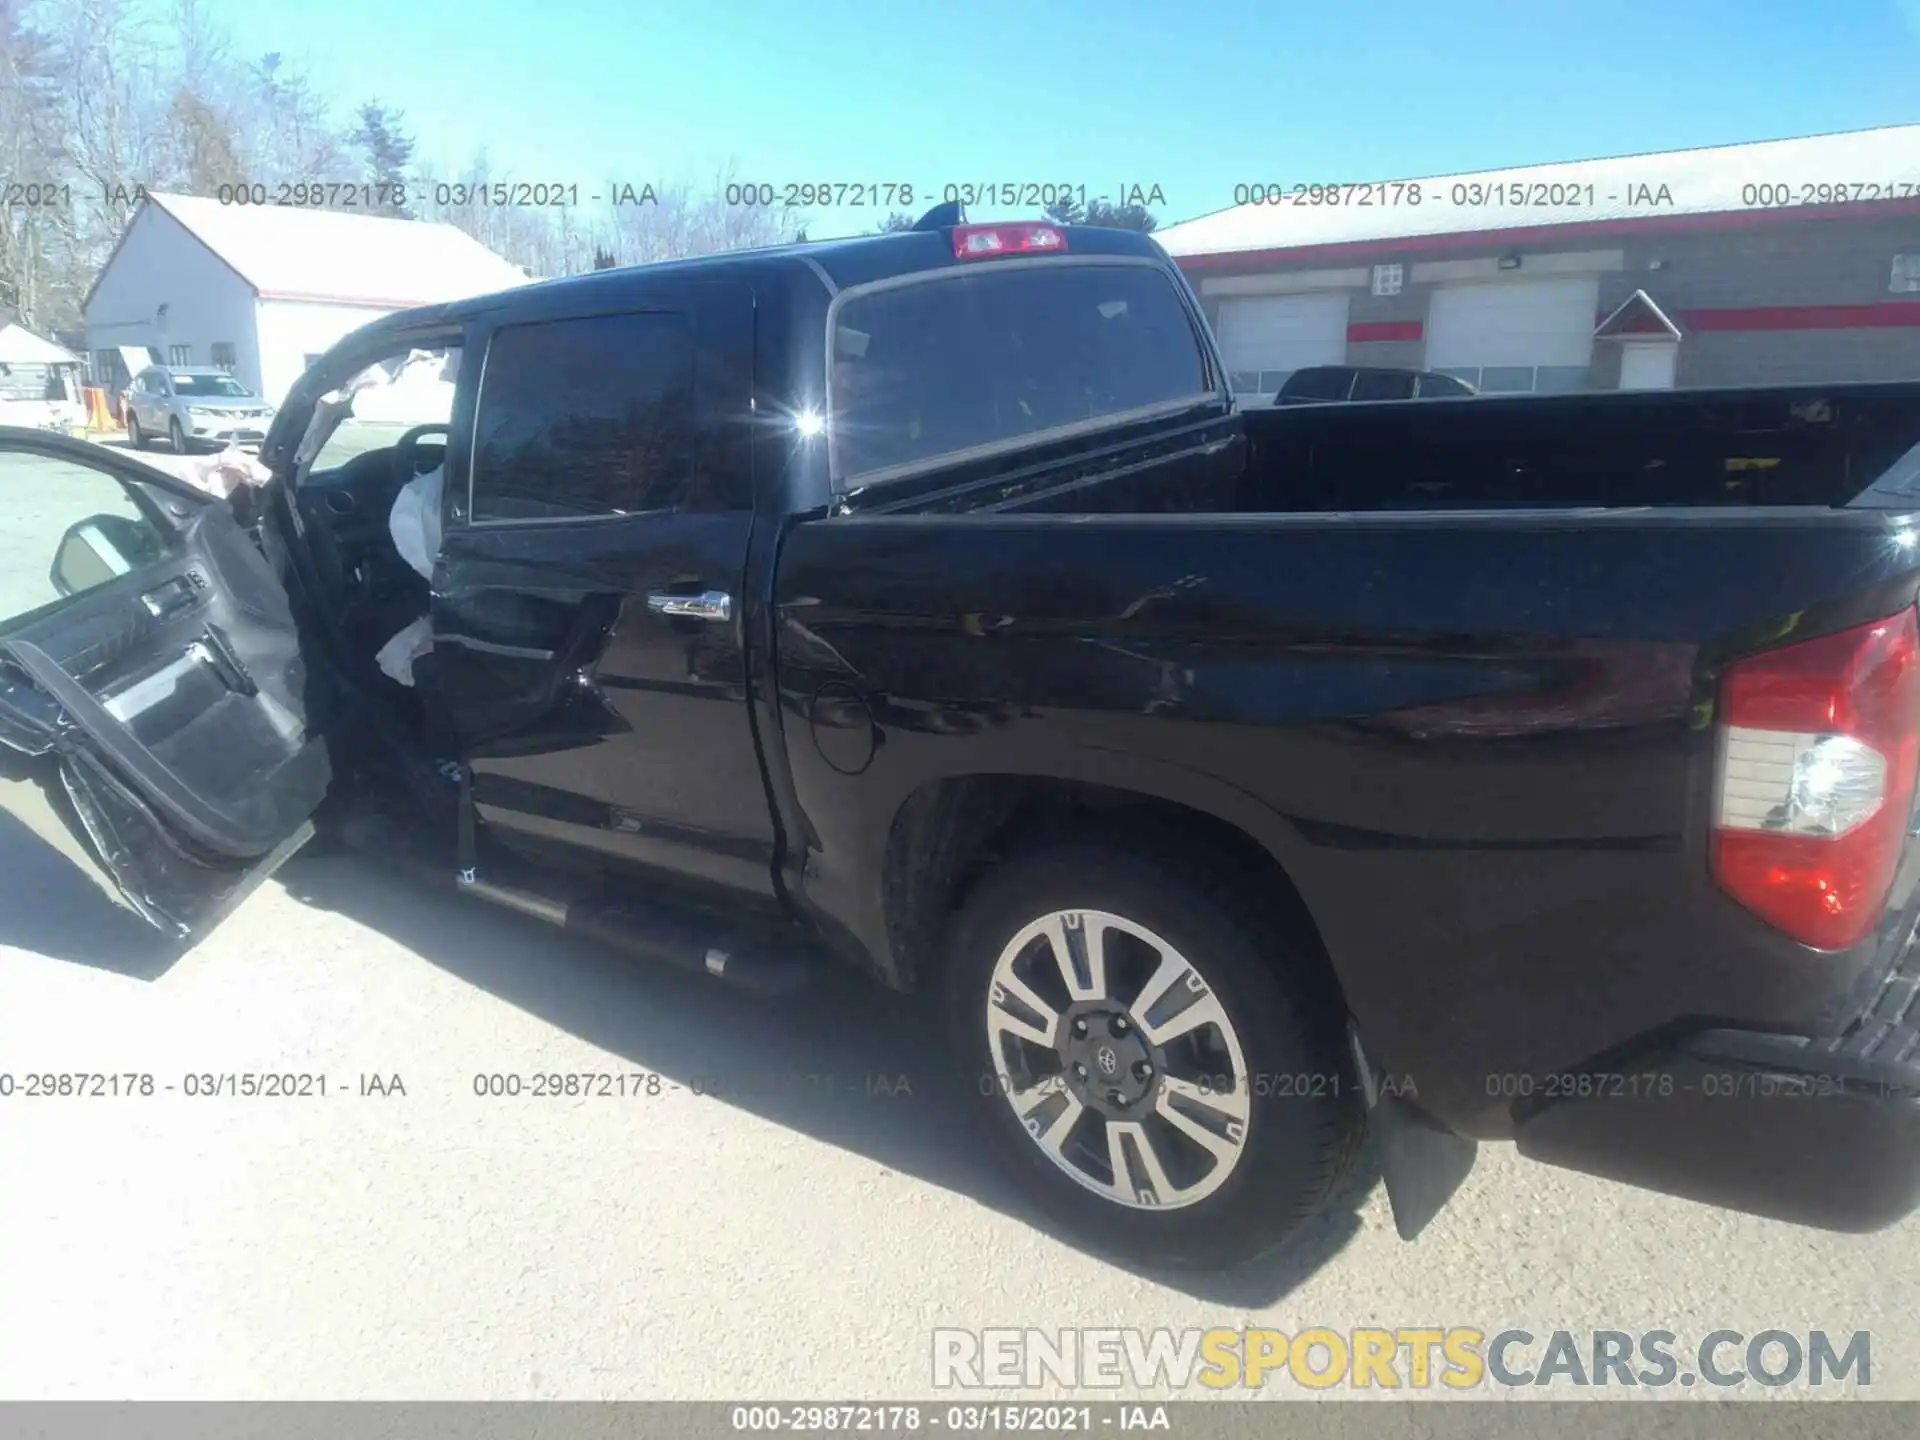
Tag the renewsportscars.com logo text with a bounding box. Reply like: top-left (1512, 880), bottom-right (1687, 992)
top-left (931, 1327), bottom-right (1872, 1391)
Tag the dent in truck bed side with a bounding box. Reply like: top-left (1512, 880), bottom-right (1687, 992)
top-left (769, 503), bottom-right (1920, 1140)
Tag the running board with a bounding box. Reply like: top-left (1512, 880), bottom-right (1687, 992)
top-left (452, 870), bottom-right (817, 998)
top-left (328, 807), bottom-right (819, 998)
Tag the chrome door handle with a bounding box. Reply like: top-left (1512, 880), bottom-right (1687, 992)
top-left (646, 590), bottom-right (732, 622)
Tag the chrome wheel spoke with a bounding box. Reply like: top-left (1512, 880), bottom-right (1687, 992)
top-left (1130, 950), bottom-right (1189, 1026)
top-left (1017, 1086), bottom-right (1084, 1159)
top-left (988, 966), bottom-right (1061, 1047)
top-left (1105, 1119), bottom-right (1177, 1206)
top-left (1161, 1072), bottom-right (1251, 1124)
top-left (1155, 1084), bottom-right (1248, 1165)
top-left (1139, 985), bottom-right (1228, 1047)
top-left (1041, 911), bottom-right (1109, 1002)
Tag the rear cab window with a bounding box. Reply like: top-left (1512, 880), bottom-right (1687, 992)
top-left (1415, 372), bottom-right (1476, 398)
top-left (1349, 369), bottom-right (1417, 402)
top-left (828, 260), bottom-right (1213, 488)
top-left (1280, 368), bottom-right (1356, 402)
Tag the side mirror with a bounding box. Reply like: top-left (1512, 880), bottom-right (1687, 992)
top-left (50, 514), bottom-right (159, 598)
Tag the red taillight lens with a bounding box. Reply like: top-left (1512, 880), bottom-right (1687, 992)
top-left (1711, 606), bottom-right (1920, 950)
top-left (951, 223), bottom-right (1067, 260)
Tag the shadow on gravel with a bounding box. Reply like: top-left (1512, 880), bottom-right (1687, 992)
top-left (0, 801), bottom-right (180, 978)
top-left (276, 851), bottom-right (1381, 1303)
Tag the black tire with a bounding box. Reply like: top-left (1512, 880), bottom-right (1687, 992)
top-left (126, 413), bottom-right (144, 449)
top-left (942, 838), bottom-right (1363, 1270)
top-left (169, 418), bottom-right (189, 454)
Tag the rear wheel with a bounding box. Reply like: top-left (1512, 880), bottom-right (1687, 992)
top-left (126, 413), bottom-right (144, 449)
top-left (943, 839), bottom-right (1363, 1270)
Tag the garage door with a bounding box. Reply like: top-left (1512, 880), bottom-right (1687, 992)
top-left (1215, 293), bottom-right (1350, 402)
top-left (1425, 277), bottom-right (1599, 393)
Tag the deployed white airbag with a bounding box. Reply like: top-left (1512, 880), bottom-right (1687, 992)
top-left (375, 615), bottom-right (435, 687)
top-left (389, 463), bottom-right (444, 581)
top-left (376, 460), bottom-right (446, 685)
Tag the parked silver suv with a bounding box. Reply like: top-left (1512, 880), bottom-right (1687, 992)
top-left (123, 365), bottom-right (275, 453)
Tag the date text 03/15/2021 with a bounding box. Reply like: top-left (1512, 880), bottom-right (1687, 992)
top-left (728, 1406), bottom-right (1170, 1433)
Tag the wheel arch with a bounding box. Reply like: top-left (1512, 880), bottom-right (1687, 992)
top-left (880, 764), bottom-right (1346, 1012)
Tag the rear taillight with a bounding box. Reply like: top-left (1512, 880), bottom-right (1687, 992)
top-left (951, 223), bottom-right (1067, 260)
top-left (1712, 606), bottom-right (1920, 950)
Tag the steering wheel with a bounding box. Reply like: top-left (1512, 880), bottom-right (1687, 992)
top-left (393, 423), bottom-right (452, 487)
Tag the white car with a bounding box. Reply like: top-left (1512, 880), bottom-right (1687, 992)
top-left (124, 365), bottom-right (276, 453)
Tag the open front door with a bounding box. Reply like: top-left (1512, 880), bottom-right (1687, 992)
top-left (0, 428), bottom-right (329, 943)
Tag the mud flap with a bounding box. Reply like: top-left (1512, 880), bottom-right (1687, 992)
top-left (1352, 1026), bottom-right (1478, 1240)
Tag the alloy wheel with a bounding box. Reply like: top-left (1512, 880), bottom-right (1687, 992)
top-left (985, 908), bottom-right (1251, 1209)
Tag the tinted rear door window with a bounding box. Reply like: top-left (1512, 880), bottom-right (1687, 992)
top-left (471, 311), bottom-right (694, 523)
top-left (831, 263), bottom-right (1210, 484)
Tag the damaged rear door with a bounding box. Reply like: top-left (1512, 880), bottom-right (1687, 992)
top-left (0, 428), bottom-right (330, 943)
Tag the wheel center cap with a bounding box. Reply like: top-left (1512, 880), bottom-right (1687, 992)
top-left (1062, 1007), bottom-right (1157, 1114)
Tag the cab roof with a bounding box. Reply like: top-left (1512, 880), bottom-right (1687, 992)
top-left (350, 223), bottom-right (1175, 337)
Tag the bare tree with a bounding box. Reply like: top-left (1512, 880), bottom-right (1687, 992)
top-left (243, 51), bottom-right (349, 185)
top-left (414, 150), bottom-right (570, 277)
top-left (0, 0), bottom-right (840, 330)
top-left (596, 163), bottom-right (806, 269)
top-left (170, 91), bottom-right (247, 194)
top-left (53, 0), bottom-right (171, 198)
top-left (0, 0), bottom-right (67, 326)
top-left (16, 0), bottom-right (183, 332)
top-left (156, 0), bottom-right (252, 195)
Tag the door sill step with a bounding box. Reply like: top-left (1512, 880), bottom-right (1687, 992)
top-left (454, 869), bottom-right (818, 998)
top-left (326, 807), bottom-right (818, 997)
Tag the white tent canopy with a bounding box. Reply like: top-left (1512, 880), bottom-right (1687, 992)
top-left (0, 324), bottom-right (80, 366)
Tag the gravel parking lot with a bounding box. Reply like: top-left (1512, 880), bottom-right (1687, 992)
top-left (0, 834), bottom-right (1915, 1401)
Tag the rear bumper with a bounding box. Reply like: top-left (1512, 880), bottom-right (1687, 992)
top-left (1514, 922), bottom-right (1920, 1232)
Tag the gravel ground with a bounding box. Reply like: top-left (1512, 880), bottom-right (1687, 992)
top-left (0, 839), bottom-right (1913, 1402)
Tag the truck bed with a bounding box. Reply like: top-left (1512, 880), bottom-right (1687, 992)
top-left (842, 382), bottom-right (1920, 521)
top-left (1237, 382), bottom-right (1920, 512)
top-left (779, 381), bottom-right (1920, 1141)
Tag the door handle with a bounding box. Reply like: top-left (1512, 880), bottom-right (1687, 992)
top-left (646, 590), bottom-right (732, 622)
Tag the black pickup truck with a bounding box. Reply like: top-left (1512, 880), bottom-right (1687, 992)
top-left (4, 213), bottom-right (1920, 1270)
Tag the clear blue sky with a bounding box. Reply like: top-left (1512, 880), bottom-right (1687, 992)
top-left (206, 0), bottom-right (1920, 238)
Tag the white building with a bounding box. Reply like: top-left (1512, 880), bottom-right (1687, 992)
top-left (84, 192), bottom-right (531, 404)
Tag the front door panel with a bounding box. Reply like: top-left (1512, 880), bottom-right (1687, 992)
top-left (0, 431), bottom-right (325, 940)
